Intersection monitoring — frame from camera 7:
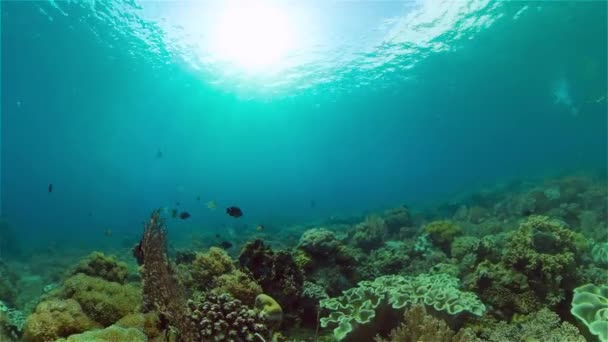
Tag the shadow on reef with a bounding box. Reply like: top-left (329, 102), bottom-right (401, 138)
top-left (0, 173), bottom-right (606, 341)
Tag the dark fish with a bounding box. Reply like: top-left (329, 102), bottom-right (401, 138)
top-left (48, 183), bottom-right (53, 193)
top-left (218, 241), bottom-right (233, 249)
top-left (197, 196), bottom-right (201, 201)
top-left (156, 149), bottom-right (163, 159)
top-left (226, 206), bottom-right (243, 218)
top-left (215, 234), bottom-right (221, 238)
top-left (179, 212), bottom-right (191, 220)
top-left (171, 209), bottom-right (178, 218)
top-left (176, 201), bottom-right (180, 206)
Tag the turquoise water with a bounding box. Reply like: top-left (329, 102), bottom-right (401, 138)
top-left (3, 1), bottom-right (606, 250)
top-left (0, 1), bottom-right (607, 340)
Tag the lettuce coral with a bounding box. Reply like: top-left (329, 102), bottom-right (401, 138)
top-left (320, 273), bottom-right (485, 340)
top-left (62, 273), bottom-right (140, 326)
top-left (571, 283), bottom-right (608, 342)
top-left (22, 299), bottom-right (100, 342)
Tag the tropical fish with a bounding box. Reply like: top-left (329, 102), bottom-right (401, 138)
top-left (48, 183), bottom-right (53, 193)
top-left (206, 200), bottom-right (217, 210)
top-left (226, 206), bottom-right (243, 218)
top-left (218, 241), bottom-right (233, 249)
top-left (256, 225), bottom-right (265, 232)
top-left (156, 149), bottom-right (163, 159)
top-left (197, 196), bottom-right (201, 201)
top-left (171, 209), bottom-right (178, 218)
top-left (179, 212), bottom-right (191, 220)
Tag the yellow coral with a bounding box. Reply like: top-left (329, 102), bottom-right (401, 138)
top-left (211, 270), bottom-right (263, 305)
top-left (424, 220), bottom-right (462, 249)
top-left (71, 252), bottom-right (129, 284)
top-left (115, 312), bottom-right (162, 338)
top-left (56, 324), bottom-right (146, 341)
top-left (255, 294), bottom-right (283, 322)
top-left (293, 249), bottom-right (313, 270)
top-left (192, 247), bottom-right (234, 289)
top-left (62, 273), bottom-right (141, 326)
top-left (22, 299), bottom-right (100, 342)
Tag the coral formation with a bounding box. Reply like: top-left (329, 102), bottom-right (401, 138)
top-left (56, 324), bottom-right (147, 341)
top-left (374, 305), bottom-right (455, 342)
top-left (350, 215), bottom-right (387, 251)
top-left (592, 241), bottom-right (608, 266)
top-left (115, 312), bottom-right (162, 339)
top-left (298, 228), bottom-right (340, 257)
top-left (22, 299), bottom-right (100, 342)
top-left (69, 251), bottom-right (129, 284)
top-left (61, 273), bottom-right (140, 326)
top-left (211, 269), bottom-right (263, 306)
top-left (320, 273), bottom-right (485, 340)
top-left (423, 220), bottom-right (462, 253)
top-left (184, 293), bottom-right (270, 341)
top-left (239, 239), bottom-right (304, 314)
top-left (192, 247), bottom-right (235, 289)
top-left (571, 283), bottom-right (608, 342)
top-left (255, 294), bottom-right (283, 322)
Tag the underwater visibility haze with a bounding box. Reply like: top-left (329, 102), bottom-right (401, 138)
top-left (0, 1), bottom-right (607, 341)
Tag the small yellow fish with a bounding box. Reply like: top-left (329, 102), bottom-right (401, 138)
top-left (206, 200), bottom-right (217, 210)
top-left (255, 225), bottom-right (265, 232)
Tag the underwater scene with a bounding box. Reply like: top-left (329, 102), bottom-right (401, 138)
top-left (1, 0), bottom-right (607, 341)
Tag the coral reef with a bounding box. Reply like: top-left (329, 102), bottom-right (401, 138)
top-left (211, 269), bottom-right (263, 306)
top-left (134, 209), bottom-right (195, 340)
top-left (239, 239), bottom-right (304, 315)
top-left (255, 294), bottom-right (283, 322)
top-left (423, 220), bottom-right (462, 254)
top-left (22, 299), bottom-right (100, 342)
top-left (61, 273), bottom-right (140, 326)
top-left (192, 247), bottom-right (235, 289)
top-left (298, 228), bottom-right (340, 257)
top-left (374, 305), bottom-right (455, 342)
top-left (592, 241), bottom-right (608, 266)
top-left (571, 283), bottom-right (608, 342)
top-left (115, 312), bottom-right (162, 339)
top-left (0, 260), bottom-right (18, 307)
top-left (69, 251), bottom-right (129, 284)
top-left (56, 324), bottom-right (147, 341)
top-left (478, 308), bottom-right (585, 341)
top-left (184, 293), bottom-right (271, 341)
top-left (350, 215), bottom-right (387, 251)
top-left (320, 273), bottom-right (485, 340)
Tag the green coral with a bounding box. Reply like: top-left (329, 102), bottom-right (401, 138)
top-left (424, 220), bottom-right (462, 253)
top-left (115, 312), bottom-right (162, 339)
top-left (298, 228), bottom-right (340, 256)
top-left (22, 299), bottom-right (100, 342)
top-left (210, 269), bottom-right (263, 306)
top-left (571, 283), bottom-right (608, 342)
top-left (192, 247), bottom-right (235, 289)
top-left (56, 324), bottom-right (146, 341)
top-left (62, 273), bottom-right (141, 326)
top-left (350, 215), bottom-right (387, 251)
top-left (256, 294), bottom-right (283, 322)
top-left (320, 273), bottom-right (485, 340)
top-left (70, 252), bottom-right (129, 284)
top-left (592, 241), bottom-right (608, 266)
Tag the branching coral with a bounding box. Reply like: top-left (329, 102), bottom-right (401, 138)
top-left (374, 305), bottom-right (455, 342)
top-left (184, 293), bottom-right (270, 341)
top-left (70, 251), bottom-right (129, 284)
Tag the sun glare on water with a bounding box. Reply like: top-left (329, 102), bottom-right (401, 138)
top-left (209, 3), bottom-right (295, 72)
